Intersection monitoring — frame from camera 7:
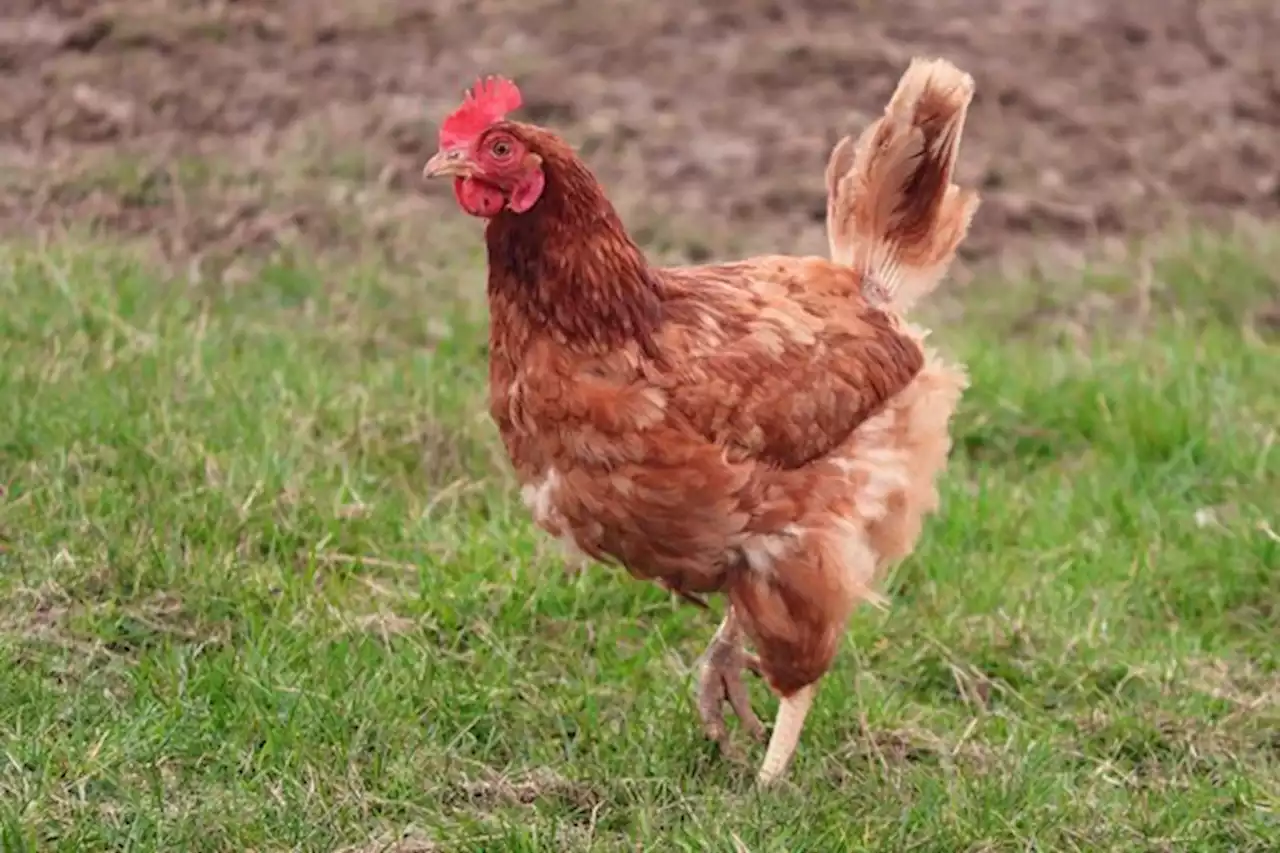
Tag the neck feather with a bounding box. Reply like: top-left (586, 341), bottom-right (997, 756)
top-left (485, 138), bottom-right (660, 350)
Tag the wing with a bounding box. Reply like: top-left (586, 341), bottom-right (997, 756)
top-left (651, 257), bottom-right (925, 470)
top-left (490, 257), bottom-right (922, 592)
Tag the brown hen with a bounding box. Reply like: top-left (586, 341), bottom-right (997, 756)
top-left (423, 58), bottom-right (979, 786)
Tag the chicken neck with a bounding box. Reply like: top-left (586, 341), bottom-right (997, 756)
top-left (483, 147), bottom-right (662, 353)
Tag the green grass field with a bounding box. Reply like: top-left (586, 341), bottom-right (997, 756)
top-left (0, 228), bottom-right (1277, 852)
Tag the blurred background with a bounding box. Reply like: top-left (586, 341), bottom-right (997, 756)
top-left (1, 2), bottom-right (1278, 850)
top-left (4, 0), bottom-right (1278, 272)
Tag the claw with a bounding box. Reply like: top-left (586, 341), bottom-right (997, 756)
top-left (696, 611), bottom-right (765, 759)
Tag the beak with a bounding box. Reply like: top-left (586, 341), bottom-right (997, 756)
top-left (422, 148), bottom-right (474, 179)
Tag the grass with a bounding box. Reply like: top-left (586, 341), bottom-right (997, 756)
top-left (0, 227), bottom-right (1276, 852)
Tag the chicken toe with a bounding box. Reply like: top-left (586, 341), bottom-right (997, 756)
top-left (696, 611), bottom-right (766, 756)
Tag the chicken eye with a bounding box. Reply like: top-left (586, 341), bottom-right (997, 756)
top-left (491, 139), bottom-right (512, 158)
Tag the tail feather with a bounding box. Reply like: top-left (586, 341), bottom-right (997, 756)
top-left (826, 57), bottom-right (980, 313)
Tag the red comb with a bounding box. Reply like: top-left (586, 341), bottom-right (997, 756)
top-left (439, 76), bottom-right (523, 148)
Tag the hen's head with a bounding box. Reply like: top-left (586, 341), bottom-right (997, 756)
top-left (422, 76), bottom-right (547, 219)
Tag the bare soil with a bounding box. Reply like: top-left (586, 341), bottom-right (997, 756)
top-left (1, 0), bottom-right (1277, 266)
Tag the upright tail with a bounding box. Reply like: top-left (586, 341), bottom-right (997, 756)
top-left (825, 57), bottom-right (980, 314)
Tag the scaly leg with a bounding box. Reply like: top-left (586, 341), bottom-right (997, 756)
top-left (757, 684), bottom-right (817, 786)
top-left (696, 608), bottom-right (766, 757)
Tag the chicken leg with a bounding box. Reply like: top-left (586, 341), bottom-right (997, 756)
top-left (696, 609), bottom-right (766, 757)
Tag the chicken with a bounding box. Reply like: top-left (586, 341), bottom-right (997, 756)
top-left (421, 58), bottom-right (979, 786)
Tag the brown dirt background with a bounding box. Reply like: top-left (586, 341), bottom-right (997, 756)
top-left (1, 0), bottom-right (1278, 268)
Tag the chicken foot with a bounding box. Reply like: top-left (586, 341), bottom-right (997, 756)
top-left (696, 609), bottom-right (766, 757)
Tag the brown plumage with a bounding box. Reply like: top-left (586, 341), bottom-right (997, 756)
top-left (423, 57), bottom-right (979, 785)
